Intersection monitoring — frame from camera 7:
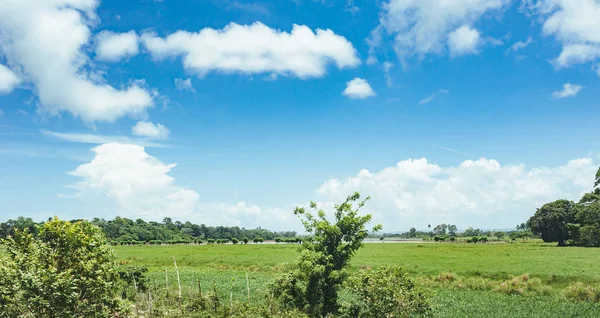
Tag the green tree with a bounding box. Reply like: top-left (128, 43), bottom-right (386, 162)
top-left (0, 217), bottom-right (124, 317)
top-left (448, 224), bottom-right (458, 237)
top-left (408, 227), bottom-right (417, 238)
top-left (271, 192), bottom-right (381, 317)
top-left (528, 200), bottom-right (578, 246)
top-left (243, 237), bottom-right (249, 244)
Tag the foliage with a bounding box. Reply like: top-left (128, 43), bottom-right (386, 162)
top-left (528, 200), bottom-right (578, 246)
top-left (0, 217), bottom-right (125, 317)
top-left (343, 266), bottom-right (432, 318)
top-left (270, 192), bottom-right (381, 317)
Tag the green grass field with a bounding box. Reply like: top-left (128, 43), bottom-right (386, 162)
top-left (114, 242), bottom-right (600, 317)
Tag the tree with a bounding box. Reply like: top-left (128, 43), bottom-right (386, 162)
top-left (448, 224), bottom-right (458, 237)
top-left (433, 224), bottom-right (448, 235)
top-left (231, 237), bottom-right (239, 244)
top-left (408, 227), bottom-right (417, 238)
top-left (0, 217), bottom-right (124, 317)
top-left (528, 199), bottom-right (578, 246)
top-left (595, 166), bottom-right (600, 188)
top-left (243, 237), bottom-right (249, 244)
top-left (271, 192), bottom-right (381, 317)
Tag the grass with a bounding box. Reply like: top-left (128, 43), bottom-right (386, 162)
top-left (114, 242), bottom-right (600, 287)
top-left (113, 242), bottom-right (600, 317)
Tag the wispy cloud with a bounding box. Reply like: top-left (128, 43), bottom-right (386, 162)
top-left (224, 1), bottom-right (270, 16)
top-left (552, 83), bottom-right (583, 99)
top-left (41, 130), bottom-right (171, 148)
top-left (419, 94), bottom-right (435, 105)
top-left (425, 142), bottom-right (470, 155)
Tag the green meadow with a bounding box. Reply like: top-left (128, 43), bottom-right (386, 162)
top-left (114, 242), bottom-right (600, 317)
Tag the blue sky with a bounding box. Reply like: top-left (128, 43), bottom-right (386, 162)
top-left (0, 0), bottom-right (599, 231)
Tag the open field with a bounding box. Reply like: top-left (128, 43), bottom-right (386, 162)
top-left (114, 242), bottom-right (600, 317)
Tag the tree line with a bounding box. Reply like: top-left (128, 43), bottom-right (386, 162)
top-left (527, 167), bottom-right (600, 246)
top-left (0, 216), bottom-right (298, 244)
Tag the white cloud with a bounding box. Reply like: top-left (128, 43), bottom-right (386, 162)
top-left (317, 157), bottom-right (597, 230)
top-left (383, 61), bottom-right (394, 86)
top-left (448, 25), bottom-right (481, 56)
top-left (508, 36), bottom-right (533, 53)
top-left (552, 83), bottom-right (583, 99)
top-left (419, 93), bottom-right (435, 104)
top-left (439, 89), bottom-right (450, 94)
top-left (66, 143), bottom-right (298, 228)
top-left (343, 78), bottom-right (376, 99)
top-left (174, 78), bottom-right (195, 92)
top-left (141, 22), bottom-right (360, 78)
top-left (369, 0), bottom-right (509, 65)
top-left (41, 130), bottom-right (168, 148)
top-left (0, 64), bottom-right (20, 94)
top-left (131, 121), bottom-right (170, 139)
top-left (0, 0), bottom-right (153, 122)
top-left (525, 0), bottom-right (600, 74)
top-left (95, 30), bottom-right (139, 62)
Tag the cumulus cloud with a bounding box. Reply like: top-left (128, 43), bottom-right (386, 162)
top-left (66, 143), bottom-right (298, 228)
top-left (174, 78), bottom-right (195, 92)
top-left (552, 83), bottom-right (583, 99)
top-left (141, 22), bottom-right (360, 78)
top-left (369, 0), bottom-right (509, 65)
top-left (525, 0), bottom-right (600, 74)
top-left (448, 25), bottom-right (481, 56)
top-left (0, 0), bottom-right (153, 122)
top-left (343, 78), bottom-right (376, 99)
top-left (95, 30), bottom-right (139, 62)
top-left (131, 121), bottom-right (170, 139)
top-left (317, 157), bottom-right (597, 230)
top-left (0, 64), bottom-right (20, 94)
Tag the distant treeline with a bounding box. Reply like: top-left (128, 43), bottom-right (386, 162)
top-left (0, 216), bottom-right (298, 244)
top-left (374, 223), bottom-right (533, 242)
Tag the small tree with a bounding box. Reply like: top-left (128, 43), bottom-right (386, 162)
top-left (243, 237), bottom-right (249, 244)
top-left (271, 192), bottom-right (381, 317)
top-left (231, 237), bottom-right (239, 244)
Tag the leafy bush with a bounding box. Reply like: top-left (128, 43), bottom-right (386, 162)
top-left (563, 282), bottom-right (599, 302)
top-left (0, 217), bottom-right (126, 317)
top-left (343, 266), bottom-right (432, 318)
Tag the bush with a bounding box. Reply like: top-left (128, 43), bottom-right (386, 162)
top-left (563, 282), bottom-right (599, 302)
top-left (343, 266), bottom-right (432, 318)
top-left (231, 237), bottom-right (239, 244)
top-left (0, 217), bottom-right (126, 317)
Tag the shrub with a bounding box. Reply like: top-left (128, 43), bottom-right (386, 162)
top-left (563, 282), bottom-right (599, 302)
top-left (343, 266), bottom-right (432, 318)
top-left (471, 236), bottom-right (479, 243)
top-left (231, 237), bottom-right (239, 244)
top-left (0, 217), bottom-right (126, 317)
top-left (243, 237), bottom-right (249, 244)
